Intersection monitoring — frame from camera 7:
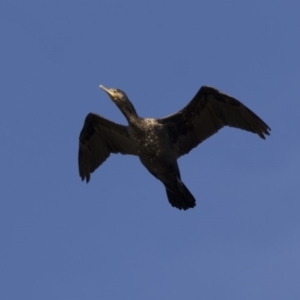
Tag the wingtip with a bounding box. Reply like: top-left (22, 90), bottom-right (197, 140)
top-left (79, 173), bottom-right (90, 183)
top-left (258, 127), bottom-right (271, 139)
top-left (83, 175), bottom-right (90, 183)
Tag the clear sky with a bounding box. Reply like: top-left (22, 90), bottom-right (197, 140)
top-left (1, 1), bottom-right (299, 299)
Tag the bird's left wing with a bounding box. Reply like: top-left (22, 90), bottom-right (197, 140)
top-left (78, 113), bottom-right (137, 182)
top-left (159, 86), bottom-right (271, 158)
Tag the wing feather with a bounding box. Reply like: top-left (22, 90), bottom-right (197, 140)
top-left (160, 86), bottom-right (271, 157)
top-left (78, 113), bottom-right (137, 182)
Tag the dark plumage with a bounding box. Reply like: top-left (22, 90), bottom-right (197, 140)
top-left (78, 85), bottom-right (270, 210)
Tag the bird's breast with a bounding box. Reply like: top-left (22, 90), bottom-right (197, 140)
top-left (129, 118), bottom-right (171, 158)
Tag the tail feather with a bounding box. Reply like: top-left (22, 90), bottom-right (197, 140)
top-left (165, 179), bottom-right (196, 210)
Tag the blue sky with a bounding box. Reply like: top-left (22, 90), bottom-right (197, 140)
top-left (1, 1), bottom-right (299, 299)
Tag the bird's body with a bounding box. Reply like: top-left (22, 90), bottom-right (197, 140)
top-left (128, 117), bottom-right (194, 209)
top-left (129, 118), bottom-right (174, 173)
top-left (78, 85), bottom-right (270, 210)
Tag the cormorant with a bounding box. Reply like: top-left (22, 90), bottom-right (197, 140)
top-left (78, 85), bottom-right (270, 210)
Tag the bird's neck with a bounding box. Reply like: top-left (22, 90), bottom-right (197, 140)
top-left (117, 100), bottom-right (139, 124)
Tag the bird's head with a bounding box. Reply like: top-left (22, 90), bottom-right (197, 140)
top-left (99, 84), bottom-right (138, 121)
top-left (99, 85), bottom-right (128, 104)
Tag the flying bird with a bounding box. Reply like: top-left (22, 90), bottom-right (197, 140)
top-left (78, 85), bottom-right (270, 210)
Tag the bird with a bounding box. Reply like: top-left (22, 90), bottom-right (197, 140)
top-left (78, 84), bottom-right (270, 210)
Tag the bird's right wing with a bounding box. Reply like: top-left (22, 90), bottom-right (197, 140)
top-left (78, 113), bottom-right (137, 182)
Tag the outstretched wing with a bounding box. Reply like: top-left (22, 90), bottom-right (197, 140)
top-left (160, 86), bottom-right (271, 158)
top-left (78, 113), bottom-right (137, 182)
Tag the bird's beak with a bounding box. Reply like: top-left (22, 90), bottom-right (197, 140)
top-left (99, 85), bottom-right (114, 98)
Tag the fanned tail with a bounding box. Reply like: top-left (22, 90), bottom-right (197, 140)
top-left (165, 178), bottom-right (196, 210)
